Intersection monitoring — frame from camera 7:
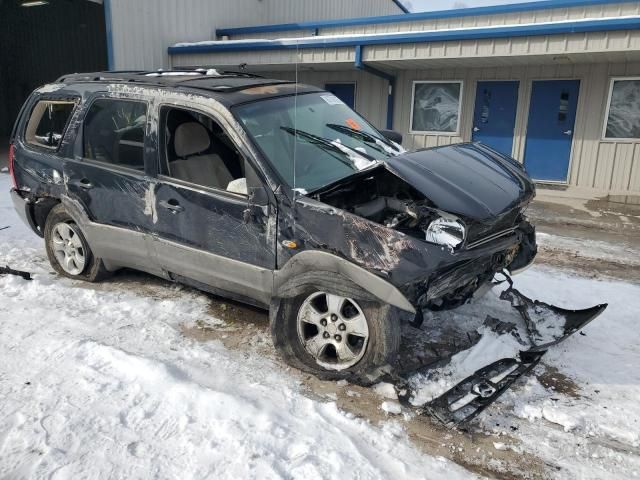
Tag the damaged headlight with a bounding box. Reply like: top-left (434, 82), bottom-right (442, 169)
top-left (424, 216), bottom-right (466, 250)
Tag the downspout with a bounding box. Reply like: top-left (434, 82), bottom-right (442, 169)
top-left (103, 0), bottom-right (114, 70)
top-left (354, 45), bottom-right (395, 130)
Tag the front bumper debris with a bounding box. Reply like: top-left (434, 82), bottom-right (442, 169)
top-left (390, 273), bottom-right (607, 426)
top-left (412, 351), bottom-right (544, 425)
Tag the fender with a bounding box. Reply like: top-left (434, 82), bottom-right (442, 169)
top-left (274, 250), bottom-right (416, 314)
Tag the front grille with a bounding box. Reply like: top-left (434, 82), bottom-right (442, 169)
top-left (466, 227), bottom-right (517, 249)
top-left (466, 208), bottom-right (522, 245)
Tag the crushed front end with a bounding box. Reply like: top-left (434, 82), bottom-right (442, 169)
top-left (304, 143), bottom-right (604, 424)
top-left (309, 142), bottom-right (539, 315)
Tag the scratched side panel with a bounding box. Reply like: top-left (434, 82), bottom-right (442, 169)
top-left (277, 197), bottom-right (436, 289)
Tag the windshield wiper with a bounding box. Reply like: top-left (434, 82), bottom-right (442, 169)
top-left (280, 126), bottom-right (374, 167)
top-left (325, 123), bottom-right (398, 155)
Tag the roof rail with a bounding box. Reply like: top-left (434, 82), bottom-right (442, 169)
top-left (55, 69), bottom-right (265, 85)
top-left (52, 70), bottom-right (293, 94)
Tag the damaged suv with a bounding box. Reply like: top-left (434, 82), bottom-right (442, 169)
top-left (10, 71), bottom-right (603, 422)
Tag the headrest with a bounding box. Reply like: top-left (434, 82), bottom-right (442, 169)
top-left (174, 122), bottom-right (210, 158)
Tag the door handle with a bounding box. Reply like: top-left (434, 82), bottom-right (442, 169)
top-left (473, 126), bottom-right (480, 132)
top-left (563, 130), bottom-right (573, 136)
top-left (159, 199), bottom-right (184, 213)
top-left (70, 178), bottom-right (93, 190)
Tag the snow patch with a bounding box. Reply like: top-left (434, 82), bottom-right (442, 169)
top-left (373, 382), bottom-right (398, 399)
top-left (381, 401), bottom-right (402, 415)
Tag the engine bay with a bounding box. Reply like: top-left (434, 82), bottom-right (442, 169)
top-left (312, 168), bottom-right (441, 241)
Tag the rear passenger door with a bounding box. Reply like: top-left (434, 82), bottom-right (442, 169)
top-left (150, 102), bottom-right (276, 306)
top-left (64, 94), bottom-right (160, 275)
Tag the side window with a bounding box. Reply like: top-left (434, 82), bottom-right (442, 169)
top-left (25, 100), bottom-right (76, 149)
top-left (159, 106), bottom-right (248, 194)
top-left (83, 98), bottom-right (147, 170)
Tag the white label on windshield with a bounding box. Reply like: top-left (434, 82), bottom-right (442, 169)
top-left (320, 94), bottom-right (343, 105)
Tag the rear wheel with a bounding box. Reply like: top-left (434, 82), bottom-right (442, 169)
top-left (271, 273), bottom-right (401, 384)
top-left (44, 204), bottom-right (109, 282)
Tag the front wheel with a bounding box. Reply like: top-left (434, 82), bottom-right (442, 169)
top-left (270, 273), bottom-right (401, 384)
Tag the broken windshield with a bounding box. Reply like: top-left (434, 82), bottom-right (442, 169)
top-left (233, 92), bottom-right (403, 192)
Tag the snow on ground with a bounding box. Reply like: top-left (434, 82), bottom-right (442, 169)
top-left (0, 172), bottom-right (473, 479)
top-left (408, 265), bottom-right (640, 478)
top-left (537, 231), bottom-right (640, 267)
top-left (2, 170), bottom-right (640, 479)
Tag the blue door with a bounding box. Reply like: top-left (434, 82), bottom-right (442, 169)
top-left (524, 80), bottom-right (580, 182)
top-left (472, 81), bottom-right (519, 156)
top-left (325, 83), bottom-right (356, 109)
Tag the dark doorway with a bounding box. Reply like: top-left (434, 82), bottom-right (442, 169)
top-left (0, 0), bottom-right (108, 140)
top-left (325, 83), bottom-right (356, 109)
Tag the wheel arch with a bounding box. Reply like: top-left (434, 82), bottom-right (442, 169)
top-left (33, 197), bottom-right (62, 237)
top-left (274, 250), bottom-right (416, 314)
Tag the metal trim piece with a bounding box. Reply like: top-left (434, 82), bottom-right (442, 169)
top-left (354, 45), bottom-right (395, 129)
top-left (466, 227), bottom-right (517, 249)
top-left (172, 17), bottom-right (640, 55)
top-left (103, 0), bottom-right (114, 70)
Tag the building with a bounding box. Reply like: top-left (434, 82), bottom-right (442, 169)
top-left (0, 0), bottom-right (406, 142)
top-left (3, 0), bottom-right (640, 204)
top-left (167, 0), bottom-right (640, 204)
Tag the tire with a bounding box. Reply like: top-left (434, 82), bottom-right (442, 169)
top-left (44, 204), bottom-right (109, 282)
top-left (270, 272), bottom-right (401, 385)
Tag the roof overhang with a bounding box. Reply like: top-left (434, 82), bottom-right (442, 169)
top-left (169, 16), bottom-right (640, 55)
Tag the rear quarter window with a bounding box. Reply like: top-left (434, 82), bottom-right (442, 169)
top-left (24, 100), bottom-right (76, 150)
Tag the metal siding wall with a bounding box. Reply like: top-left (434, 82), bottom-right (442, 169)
top-left (393, 62), bottom-right (640, 198)
top-left (364, 30), bottom-right (640, 63)
top-left (321, 2), bottom-right (640, 37)
top-left (109, 0), bottom-right (401, 69)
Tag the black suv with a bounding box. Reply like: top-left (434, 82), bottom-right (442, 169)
top-left (9, 70), bottom-right (537, 382)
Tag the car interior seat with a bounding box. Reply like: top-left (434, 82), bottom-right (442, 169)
top-left (169, 122), bottom-right (234, 190)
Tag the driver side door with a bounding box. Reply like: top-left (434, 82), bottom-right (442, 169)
top-left (149, 101), bottom-right (276, 307)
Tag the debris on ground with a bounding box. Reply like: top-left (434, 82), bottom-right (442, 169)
top-left (0, 265), bottom-right (32, 280)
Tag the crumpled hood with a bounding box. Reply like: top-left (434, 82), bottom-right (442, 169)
top-left (383, 143), bottom-right (535, 221)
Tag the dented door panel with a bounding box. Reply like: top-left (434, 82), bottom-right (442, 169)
top-left (152, 180), bottom-right (275, 268)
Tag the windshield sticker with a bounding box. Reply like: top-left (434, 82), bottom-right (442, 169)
top-left (345, 118), bottom-right (361, 130)
top-left (320, 94), bottom-right (343, 105)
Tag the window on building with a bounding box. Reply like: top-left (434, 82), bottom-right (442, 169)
top-left (604, 78), bottom-right (640, 140)
top-left (159, 106), bottom-right (248, 194)
top-left (83, 98), bottom-right (147, 169)
top-left (25, 100), bottom-right (76, 149)
top-left (410, 81), bottom-right (463, 134)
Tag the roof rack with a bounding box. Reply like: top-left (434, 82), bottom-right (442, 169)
top-left (53, 69), bottom-right (296, 95)
top-left (56, 68), bottom-right (264, 84)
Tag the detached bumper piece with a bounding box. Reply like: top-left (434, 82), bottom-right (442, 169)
top-left (499, 283), bottom-right (607, 351)
top-left (415, 351), bottom-right (543, 426)
top-left (396, 275), bottom-right (607, 426)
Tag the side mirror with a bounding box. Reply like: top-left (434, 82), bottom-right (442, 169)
top-left (379, 129), bottom-right (402, 145)
top-left (249, 185), bottom-right (270, 206)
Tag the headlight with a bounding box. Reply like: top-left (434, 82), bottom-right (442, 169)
top-left (424, 216), bottom-right (466, 250)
